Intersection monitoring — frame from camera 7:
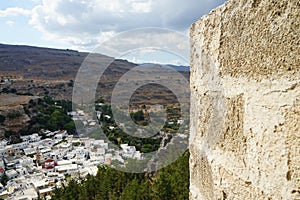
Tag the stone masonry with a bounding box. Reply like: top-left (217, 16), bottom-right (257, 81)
top-left (190, 0), bottom-right (299, 199)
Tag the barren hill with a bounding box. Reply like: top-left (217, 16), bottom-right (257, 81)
top-left (0, 43), bottom-right (135, 79)
top-left (0, 44), bottom-right (189, 104)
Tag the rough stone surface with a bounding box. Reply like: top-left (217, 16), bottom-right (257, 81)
top-left (190, 0), bottom-right (300, 199)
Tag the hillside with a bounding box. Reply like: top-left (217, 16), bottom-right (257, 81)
top-left (0, 43), bottom-right (189, 139)
top-left (0, 44), bottom-right (189, 104)
top-left (0, 94), bottom-right (36, 137)
top-left (0, 44), bottom-right (135, 79)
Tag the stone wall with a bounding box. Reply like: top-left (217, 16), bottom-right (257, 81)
top-left (189, 0), bottom-right (299, 199)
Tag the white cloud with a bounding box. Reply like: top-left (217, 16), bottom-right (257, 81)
top-left (28, 0), bottom-right (226, 51)
top-left (6, 20), bottom-right (15, 27)
top-left (0, 7), bottom-right (31, 17)
top-left (91, 28), bottom-right (190, 66)
top-left (131, 0), bottom-right (152, 13)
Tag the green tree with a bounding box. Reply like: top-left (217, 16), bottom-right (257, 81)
top-left (130, 110), bottom-right (144, 122)
top-left (68, 80), bottom-right (74, 87)
top-left (120, 178), bottom-right (150, 200)
top-left (63, 121), bottom-right (76, 133)
top-left (153, 151), bottom-right (190, 200)
top-left (0, 174), bottom-right (9, 186)
top-left (7, 111), bottom-right (21, 119)
top-left (44, 96), bottom-right (54, 105)
top-left (1, 88), bottom-right (9, 93)
top-left (51, 151), bottom-right (190, 200)
top-left (10, 88), bottom-right (17, 93)
top-left (95, 98), bottom-right (105, 104)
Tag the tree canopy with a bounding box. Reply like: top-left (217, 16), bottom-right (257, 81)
top-left (51, 151), bottom-right (189, 200)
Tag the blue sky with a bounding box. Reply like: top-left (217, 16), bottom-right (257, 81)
top-left (0, 0), bottom-right (226, 64)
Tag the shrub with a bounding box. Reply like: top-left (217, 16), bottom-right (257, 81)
top-left (7, 111), bottom-right (21, 119)
top-left (67, 80), bottom-right (74, 87)
top-left (0, 114), bottom-right (6, 124)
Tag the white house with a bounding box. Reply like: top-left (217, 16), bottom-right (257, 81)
top-left (55, 164), bottom-right (78, 175)
top-left (104, 115), bottom-right (111, 119)
top-left (13, 186), bottom-right (38, 200)
top-left (93, 140), bottom-right (108, 149)
top-left (13, 141), bottom-right (29, 150)
top-left (23, 148), bottom-right (36, 156)
top-left (177, 119), bottom-right (184, 124)
top-left (74, 147), bottom-right (87, 159)
top-left (16, 167), bottom-right (28, 176)
top-left (31, 179), bottom-right (47, 190)
top-left (54, 134), bottom-right (64, 140)
top-left (89, 121), bottom-right (97, 126)
top-left (80, 166), bottom-right (98, 176)
top-left (133, 151), bottom-right (143, 160)
top-left (77, 110), bottom-right (85, 116)
top-left (120, 144), bottom-right (136, 158)
top-left (57, 160), bottom-right (73, 166)
top-left (67, 111), bottom-right (77, 116)
top-left (4, 157), bottom-right (17, 169)
top-left (40, 147), bottom-right (52, 157)
top-left (96, 111), bottom-right (102, 119)
top-left (40, 139), bottom-right (55, 147)
top-left (29, 134), bottom-right (41, 143)
top-left (6, 169), bottom-right (18, 179)
top-left (15, 156), bottom-right (34, 168)
top-left (39, 187), bottom-right (54, 199)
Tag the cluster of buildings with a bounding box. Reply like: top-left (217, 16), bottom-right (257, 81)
top-left (0, 129), bottom-right (143, 200)
top-left (67, 110), bottom-right (99, 127)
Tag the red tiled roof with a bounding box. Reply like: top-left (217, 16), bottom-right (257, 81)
top-left (44, 159), bottom-right (54, 163)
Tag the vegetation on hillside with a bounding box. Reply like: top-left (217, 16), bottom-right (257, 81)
top-left (3, 96), bottom-right (75, 143)
top-left (51, 151), bottom-right (189, 200)
top-left (23, 96), bottom-right (74, 134)
top-left (95, 103), bottom-right (182, 154)
top-left (95, 104), bottom-right (161, 153)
